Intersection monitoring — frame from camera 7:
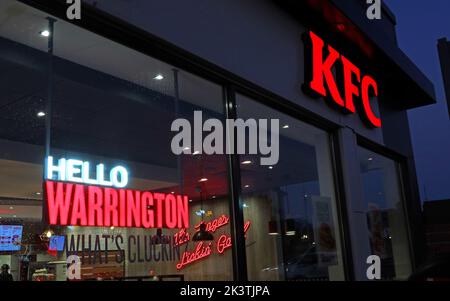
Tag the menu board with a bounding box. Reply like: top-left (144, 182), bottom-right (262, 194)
top-left (0, 225), bottom-right (23, 251)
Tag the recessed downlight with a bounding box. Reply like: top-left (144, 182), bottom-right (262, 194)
top-left (40, 30), bottom-right (50, 37)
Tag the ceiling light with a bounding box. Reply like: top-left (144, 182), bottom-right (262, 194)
top-left (110, 226), bottom-right (115, 230)
top-left (368, 157), bottom-right (373, 161)
top-left (36, 192), bottom-right (41, 195)
top-left (37, 111), bottom-right (46, 118)
top-left (189, 199), bottom-right (193, 203)
top-left (268, 166), bottom-right (274, 170)
top-left (154, 74), bottom-right (164, 80)
top-left (171, 191), bottom-right (175, 194)
top-left (46, 230), bottom-right (53, 238)
top-left (212, 196), bottom-right (216, 199)
top-left (40, 30), bottom-right (50, 37)
top-left (244, 185), bottom-right (250, 188)
top-left (282, 125), bottom-right (289, 129)
top-left (198, 178), bottom-right (208, 182)
top-left (193, 151), bottom-right (200, 155)
top-left (13, 215), bottom-right (17, 218)
top-left (241, 160), bottom-right (252, 165)
top-left (9, 206), bottom-right (13, 210)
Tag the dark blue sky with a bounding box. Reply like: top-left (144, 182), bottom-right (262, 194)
top-left (385, 0), bottom-right (450, 202)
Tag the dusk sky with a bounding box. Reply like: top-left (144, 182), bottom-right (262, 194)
top-left (385, 0), bottom-right (450, 202)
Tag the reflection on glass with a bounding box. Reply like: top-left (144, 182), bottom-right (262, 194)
top-left (358, 147), bottom-right (412, 280)
top-left (236, 94), bottom-right (345, 281)
top-left (0, 0), bottom-right (233, 281)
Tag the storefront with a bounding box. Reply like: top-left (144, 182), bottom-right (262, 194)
top-left (0, 0), bottom-right (435, 281)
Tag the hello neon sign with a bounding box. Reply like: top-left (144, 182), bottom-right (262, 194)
top-left (44, 157), bottom-right (189, 229)
top-left (46, 156), bottom-right (129, 188)
top-left (303, 31), bottom-right (381, 128)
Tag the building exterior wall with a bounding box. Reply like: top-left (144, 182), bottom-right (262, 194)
top-left (0, 0), bottom-right (435, 281)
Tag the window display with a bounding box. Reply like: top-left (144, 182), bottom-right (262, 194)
top-left (0, 0), bottom-right (232, 281)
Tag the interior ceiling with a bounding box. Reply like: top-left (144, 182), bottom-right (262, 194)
top-left (0, 0), bottom-right (223, 114)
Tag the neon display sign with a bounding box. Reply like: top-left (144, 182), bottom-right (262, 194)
top-left (217, 221), bottom-right (251, 254)
top-left (175, 217), bottom-right (251, 270)
top-left (46, 156), bottom-right (129, 188)
top-left (303, 31), bottom-right (381, 128)
top-left (45, 181), bottom-right (189, 229)
top-left (194, 214), bottom-right (229, 233)
top-left (176, 242), bottom-right (213, 270)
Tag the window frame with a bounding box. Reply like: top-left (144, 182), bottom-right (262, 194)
top-left (356, 134), bottom-right (421, 274)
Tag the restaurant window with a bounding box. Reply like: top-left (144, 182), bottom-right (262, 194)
top-left (357, 147), bottom-right (412, 280)
top-left (236, 94), bottom-right (345, 281)
top-left (0, 0), bottom-right (233, 281)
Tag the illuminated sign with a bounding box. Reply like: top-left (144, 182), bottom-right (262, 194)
top-left (174, 229), bottom-right (190, 247)
top-left (217, 221), bottom-right (251, 254)
top-left (46, 156), bottom-right (129, 188)
top-left (303, 31), bottom-right (381, 128)
top-left (45, 180), bottom-right (189, 229)
top-left (175, 217), bottom-right (251, 270)
top-left (194, 214), bottom-right (229, 233)
top-left (176, 242), bottom-right (213, 270)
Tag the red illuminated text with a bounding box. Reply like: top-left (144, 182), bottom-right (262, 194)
top-left (174, 228), bottom-right (191, 247)
top-left (217, 221), bottom-right (251, 254)
top-left (304, 31), bottom-right (381, 127)
top-left (175, 242), bottom-right (212, 270)
top-left (45, 180), bottom-right (189, 229)
top-left (194, 214), bottom-right (229, 233)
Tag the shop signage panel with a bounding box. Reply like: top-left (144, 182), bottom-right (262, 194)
top-left (303, 31), bottom-right (382, 128)
top-left (44, 156), bottom-right (190, 229)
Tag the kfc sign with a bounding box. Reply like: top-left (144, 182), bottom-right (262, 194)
top-left (303, 31), bottom-right (381, 128)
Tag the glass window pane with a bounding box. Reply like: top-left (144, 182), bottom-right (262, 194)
top-left (236, 94), bottom-right (345, 281)
top-left (0, 0), bottom-right (233, 281)
top-left (358, 147), bottom-right (412, 280)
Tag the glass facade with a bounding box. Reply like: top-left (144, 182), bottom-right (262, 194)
top-left (0, 0), bottom-right (416, 282)
top-left (236, 95), bottom-right (345, 281)
top-left (357, 147), bottom-right (412, 280)
top-left (0, 0), bottom-right (233, 281)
